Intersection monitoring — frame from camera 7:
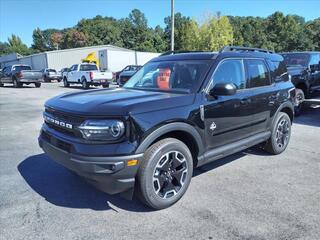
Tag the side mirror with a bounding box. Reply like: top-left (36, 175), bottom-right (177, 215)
top-left (310, 64), bottom-right (318, 73)
top-left (209, 83), bottom-right (237, 97)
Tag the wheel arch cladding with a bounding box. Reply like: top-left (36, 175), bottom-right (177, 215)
top-left (135, 122), bottom-right (204, 167)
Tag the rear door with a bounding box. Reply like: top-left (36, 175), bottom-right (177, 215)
top-left (204, 58), bottom-right (254, 150)
top-left (244, 58), bottom-right (276, 134)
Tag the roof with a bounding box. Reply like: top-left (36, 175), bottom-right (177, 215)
top-left (151, 52), bottom-right (218, 61)
top-left (280, 51), bottom-right (320, 54)
top-left (151, 49), bottom-right (282, 62)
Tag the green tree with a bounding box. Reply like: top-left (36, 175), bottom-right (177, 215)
top-left (76, 15), bottom-right (122, 47)
top-left (266, 12), bottom-right (312, 51)
top-left (7, 34), bottom-right (31, 55)
top-left (0, 42), bottom-right (11, 56)
top-left (306, 18), bottom-right (320, 50)
top-left (31, 27), bottom-right (48, 52)
top-left (164, 12), bottom-right (192, 51)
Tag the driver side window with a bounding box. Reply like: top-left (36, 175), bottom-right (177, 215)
top-left (211, 59), bottom-right (246, 90)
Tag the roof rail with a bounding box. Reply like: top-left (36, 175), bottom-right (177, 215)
top-left (220, 46), bottom-right (274, 54)
top-left (160, 50), bottom-right (208, 56)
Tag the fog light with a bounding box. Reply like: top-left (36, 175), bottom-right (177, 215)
top-left (127, 159), bottom-right (138, 166)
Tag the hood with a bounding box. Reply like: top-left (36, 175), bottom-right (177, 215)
top-left (45, 88), bottom-right (195, 116)
top-left (287, 65), bottom-right (307, 77)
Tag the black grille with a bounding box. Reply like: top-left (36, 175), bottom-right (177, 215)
top-left (45, 108), bottom-right (84, 124)
top-left (44, 108), bottom-right (84, 137)
top-left (41, 131), bottom-right (72, 152)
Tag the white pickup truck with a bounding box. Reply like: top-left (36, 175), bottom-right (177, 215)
top-left (62, 63), bottom-right (113, 89)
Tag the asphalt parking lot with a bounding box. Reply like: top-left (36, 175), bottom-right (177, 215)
top-left (0, 82), bottom-right (319, 240)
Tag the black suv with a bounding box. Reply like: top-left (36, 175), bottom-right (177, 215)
top-left (39, 46), bottom-right (295, 209)
top-left (280, 52), bottom-right (320, 114)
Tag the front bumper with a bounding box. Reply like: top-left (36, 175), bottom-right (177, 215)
top-left (38, 132), bottom-right (143, 195)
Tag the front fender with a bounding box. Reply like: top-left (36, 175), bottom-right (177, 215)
top-left (135, 122), bottom-right (204, 155)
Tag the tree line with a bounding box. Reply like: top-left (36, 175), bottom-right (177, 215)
top-left (0, 9), bottom-right (319, 57)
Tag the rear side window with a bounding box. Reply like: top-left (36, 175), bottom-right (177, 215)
top-left (267, 60), bottom-right (288, 82)
top-left (212, 59), bottom-right (246, 89)
top-left (246, 59), bottom-right (270, 88)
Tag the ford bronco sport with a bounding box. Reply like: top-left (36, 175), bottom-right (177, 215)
top-left (39, 46), bottom-right (295, 209)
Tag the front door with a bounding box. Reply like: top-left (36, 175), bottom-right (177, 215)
top-left (204, 59), bottom-right (253, 150)
top-left (68, 64), bottom-right (78, 82)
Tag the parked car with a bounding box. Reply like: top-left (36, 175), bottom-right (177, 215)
top-left (62, 63), bottom-right (113, 89)
top-left (0, 64), bottom-right (43, 88)
top-left (42, 68), bottom-right (62, 82)
top-left (39, 46), bottom-right (295, 209)
top-left (280, 52), bottom-right (320, 114)
top-left (116, 65), bottom-right (142, 85)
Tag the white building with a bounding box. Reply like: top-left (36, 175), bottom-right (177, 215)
top-left (0, 45), bottom-right (160, 71)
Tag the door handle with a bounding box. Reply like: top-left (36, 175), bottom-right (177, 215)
top-left (240, 98), bottom-right (250, 105)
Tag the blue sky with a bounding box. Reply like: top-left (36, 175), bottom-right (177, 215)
top-left (0, 0), bottom-right (319, 46)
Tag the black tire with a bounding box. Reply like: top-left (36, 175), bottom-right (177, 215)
top-left (102, 83), bottom-right (109, 88)
top-left (44, 76), bottom-right (50, 82)
top-left (81, 77), bottom-right (89, 89)
top-left (13, 78), bottom-right (22, 88)
top-left (137, 138), bottom-right (193, 209)
top-left (294, 88), bottom-right (305, 116)
top-left (264, 112), bottom-right (291, 155)
top-left (63, 77), bottom-right (69, 87)
top-left (0, 82), bottom-right (3, 87)
top-left (35, 82), bottom-right (41, 88)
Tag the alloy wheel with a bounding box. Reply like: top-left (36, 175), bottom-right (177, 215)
top-left (152, 151), bottom-right (188, 199)
top-left (275, 117), bottom-right (290, 149)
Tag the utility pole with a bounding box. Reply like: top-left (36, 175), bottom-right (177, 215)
top-left (171, 0), bottom-right (174, 51)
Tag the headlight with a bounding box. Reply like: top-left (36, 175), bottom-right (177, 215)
top-left (78, 120), bottom-right (125, 141)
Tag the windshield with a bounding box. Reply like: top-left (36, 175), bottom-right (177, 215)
top-left (281, 53), bottom-right (310, 67)
top-left (13, 65), bottom-right (31, 71)
top-left (48, 69), bottom-right (56, 73)
top-left (80, 64), bottom-right (98, 71)
top-left (124, 60), bottom-right (210, 93)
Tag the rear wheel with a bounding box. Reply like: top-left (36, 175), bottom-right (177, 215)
top-left (137, 138), bottom-right (193, 209)
top-left (102, 83), bottom-right (109, 88)
top-left (63, 77), bottom-right (69, 87)
top-left (0, 82), bottom-right (3, 87)
top-left (294, 88), bottom-right (305, 116)
top-left (81, 78), bottom-right (89, 89)
top-left (13, 78), bottom-right (22, 88)
top-left (35, 82), bottom-right (41, 88)
top-left (264, 112), bottom-right (291, 155)
top-left (44, 76), bottom-right (50, 82)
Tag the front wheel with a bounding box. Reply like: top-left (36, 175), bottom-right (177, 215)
top-left (0, 82), bottom-right (3, 87)
top-left (294, 88), bottom-right (305, 116)
top-left (137, 138), bottom-right (193, 209)
top-left (35, 82), bottom-right (41, 88)
top-left (102, 83), bottom-right (109, 88)
top-left (264, 112), bottom-right (291, 155)
top-left (63, 78), bottom-right (69, 87)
